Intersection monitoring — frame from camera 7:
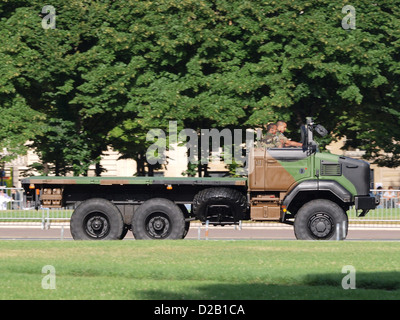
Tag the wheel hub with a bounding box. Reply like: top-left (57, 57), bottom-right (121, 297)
top-left (91, 218), bottom-right (103, 230)
top-left (309, 213), bottom-right (333, 238)
top-left (146, 213), bottom-right (170, 239)
top-left (85, 214), bottom-right (109, 238)
top-left (152, 218), bottom-right (165, 231)
top-left (315, 220), bottom-right (327, 232)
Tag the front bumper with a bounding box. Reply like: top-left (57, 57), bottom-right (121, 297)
top-left (355, 194), bottom-right (379, 216)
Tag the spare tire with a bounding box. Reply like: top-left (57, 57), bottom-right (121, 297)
top-left (193, 187), bottom-right (247, 223)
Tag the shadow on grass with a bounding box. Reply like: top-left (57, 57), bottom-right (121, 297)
top-left (136, 272), bottom-right (400, 300)
top-left (305, 271), bottom-right (400, 291)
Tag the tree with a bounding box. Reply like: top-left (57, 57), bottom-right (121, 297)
top-left (0, 1), bottom-right (46, 163)
top-left (1, 0), bottom-right (400, 178)
top-left (0, 1), bottom-right (130, 175)
top-left (108, 0), bottom-right (400, 171)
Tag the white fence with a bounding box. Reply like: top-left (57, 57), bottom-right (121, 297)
top-left (348, 189), bottom-right (400, 228)
top-left (0, 188), bottom-right (399, 229)
top-left (0, 208), bottom-right (72, 229)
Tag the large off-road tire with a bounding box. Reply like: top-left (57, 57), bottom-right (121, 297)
top-left (193, 187), bottom-right (247, 222)
top-left (294, 199), bottom-right (348, 240)
top-left (132, 198), bottom-right (185, 240)
top-left (70, 198), bottom-right (124, 240)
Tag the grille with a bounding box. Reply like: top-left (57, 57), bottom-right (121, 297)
top-left (321, 163), bottom-right (342, 176)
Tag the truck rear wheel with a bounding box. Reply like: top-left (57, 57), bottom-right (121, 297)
top-left (294, 199), bottom-right (348, 240)
top-left (70, 198), bottom-right (124, 240)
top-left (132, 198), bottom-right (185, 240)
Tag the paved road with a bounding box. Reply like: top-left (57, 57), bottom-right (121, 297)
top-left (0, 225), bottom-right (399, 241)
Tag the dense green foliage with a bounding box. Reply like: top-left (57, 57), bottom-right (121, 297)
top-left (1, 0), bottom-right (400, 174)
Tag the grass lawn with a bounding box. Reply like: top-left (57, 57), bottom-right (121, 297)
top-left (0, 240), bottom-right (399, 300)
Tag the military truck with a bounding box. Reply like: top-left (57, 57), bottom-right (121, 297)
top-left (21, 118), bottom-right (378, 240)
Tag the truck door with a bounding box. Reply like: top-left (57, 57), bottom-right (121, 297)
top-left (265, 148), bottom-right (312, 191)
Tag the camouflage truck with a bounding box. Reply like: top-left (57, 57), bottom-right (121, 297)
top-left (21, 118), bottom-right (378, 240)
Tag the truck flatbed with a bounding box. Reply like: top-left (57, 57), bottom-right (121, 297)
top-left (22, 176), bottom-right (247, 186)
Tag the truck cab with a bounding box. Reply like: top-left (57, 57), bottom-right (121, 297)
top-left (247, 117), bottom-right (378, 239)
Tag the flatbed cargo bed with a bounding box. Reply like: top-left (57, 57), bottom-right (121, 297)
top-left (21, 176), bottom-right (247, 186)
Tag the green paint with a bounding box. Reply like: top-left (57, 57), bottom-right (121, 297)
top-left (276, 152), bottom-right (358, 196)
top-left (314, 153), bottom-right (357, 196)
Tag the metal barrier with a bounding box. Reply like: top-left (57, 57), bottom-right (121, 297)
top-left (0, 208), bottom-right (49, 229)
top-left (0, 208), bottom-right (73, 229)
top-left (0, 188), bottom-right (399, 229)
top-left (348, 189), bottom-right (400, 228)
top-left (44, 208), bottom-right (73, 228)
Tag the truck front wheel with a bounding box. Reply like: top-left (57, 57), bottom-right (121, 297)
top-left (70, 198), bottom-right (124, 240)
top-left (294, 199), bottom-right (348, 240)
top-left (132, 198), bottom-right (185, 240)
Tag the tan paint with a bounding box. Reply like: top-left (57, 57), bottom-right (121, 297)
top-left (248, 148), bottom-right (296, 191)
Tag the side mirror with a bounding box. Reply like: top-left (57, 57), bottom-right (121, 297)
top-left (315, 124), bottom-right (328, 137)
top-left (300, 125), bottom-right (307, 145)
